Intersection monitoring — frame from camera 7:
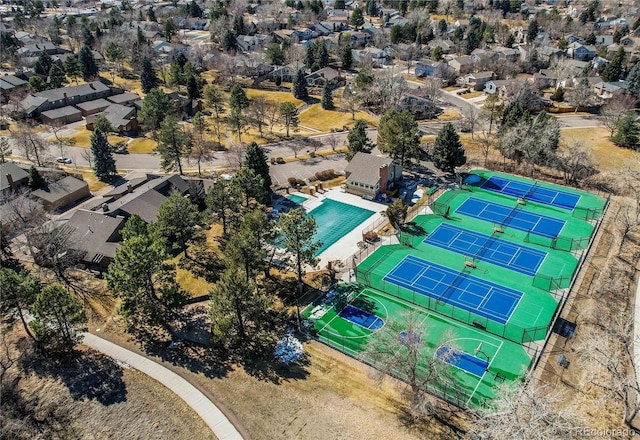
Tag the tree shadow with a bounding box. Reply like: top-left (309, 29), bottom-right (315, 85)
top-left (145, 340), bottom-right (232, 380)
top-left (401, 222), bottom-right (428, 237)
top-left (19, 349), bottom-right (127, 406)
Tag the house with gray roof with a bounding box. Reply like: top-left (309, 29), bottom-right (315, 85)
top-left (65, 209), bottom-right (126, 269)
top-left (0, 75), bottom-right (28, 102)
top-left (40, 106), bottom-right (83, 125)
top-left (344, 152), bottom-right (402, 198)
top-left (18, 81), bottom-right (114, 118)
top-left (104, 174), bottom-right (190, 223)
top-left (86, 104), bottom-right (138, 134)
top-left (76, 98), bottom-right (112, 116)
top-left (0, 162), bottom-right (29, 195)
top-left (32, 175), bottom-right (90, 211)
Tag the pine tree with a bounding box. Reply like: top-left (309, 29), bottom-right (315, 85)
top-left (27, 165), bottom-right (45, 190)
top-left (229, 83), bottom-right (250, 113)
top-left (140, 57), bottom-right (158, 94)
top-left (432, 122), bottom-right (467, 173)
top-left (626, 62), bottom-right (640, 100)
top-left (350, 7), bottom-right (365, 30)
top-left (48, 62), bottom-right (66, 88)
top-left (321, 81), bottom-right (334, 110)
top-left (64, 54), bottom-right (81, 84)
top-left (91, 128), bottom-right (117, 181)
top-left (34, 50), bottom-right (53, 76)
top-left (158, 115), bottom-right (191, 175)
top-left (244, 142), bottom-right (272, 193)
top-left (612, 113), bottom-right (639, 150)
top-left (346, 119), bottom-right (373, 161)
top-left (601, 47), bottom-right (626, 82)
top-left (187, 74), bottom-right (200, 99)
top-left (78, 44), bottom-right (98, 80)
top-left (341, 42), bottom-right (353, 69)
top-left (292, 69), bottom-right (308, 100)
top-left (377, 109), bottom-right (421, 167)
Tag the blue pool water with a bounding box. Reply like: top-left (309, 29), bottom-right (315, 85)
top-left (308, 199), bottom-right (375, 256)
top-left (287, 194), bottom-right (308, 205)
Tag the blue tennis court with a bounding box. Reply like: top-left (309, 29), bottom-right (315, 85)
top-left (424, 224), bottom-right (547, 276)
top-left (383, 255), bottom-right (522, 324)
top-left (456, 198), bottom-right (566, 239)
top-left (436, 346), bottom-right (488, 377)
top-left (480, 176), bottom-right (580, 210)
top-left (339, 304), bottom-right (384, 330)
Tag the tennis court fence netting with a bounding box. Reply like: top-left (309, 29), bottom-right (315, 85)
top-left (356, 262), bottom-right (546, 356)
top-left (523, 231), bottom-right (592, 252)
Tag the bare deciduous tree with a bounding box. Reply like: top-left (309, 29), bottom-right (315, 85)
top-left (326, 133), bottom-right (341, 151)
top-left (461, 104), bottom-right (481, 139)
top-left (421, 77), bottom-right (443, 103)
top-left (599, 95), bottom-right (637, 137)
top-left (554, 139), bottom-right (596, 185)
top-left (14, 122), bottom-right (50, 166)
top-left (247, 96), bottom-right (270, 138)
top-left (364, 310), bottom-right (460, 418)
top-left (467, 373), bottom-right (581, 439)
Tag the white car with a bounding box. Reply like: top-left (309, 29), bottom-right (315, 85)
top-left (56, 157), bottom-right (72, 164)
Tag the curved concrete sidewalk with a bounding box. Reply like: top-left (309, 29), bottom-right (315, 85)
top-left (82, 333), bottom-right (243, 440)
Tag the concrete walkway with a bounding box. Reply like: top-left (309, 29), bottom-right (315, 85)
top-left (82, 333), bottom-right (243, 440)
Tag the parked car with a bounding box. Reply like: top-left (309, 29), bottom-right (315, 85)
top-left (56, 157), bottom-right (72, 164)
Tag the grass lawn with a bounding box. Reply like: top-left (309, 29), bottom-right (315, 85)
top-left (53, 129), bottom-right (128, 148)
top-left (127, 136), bottom-right (157, 153)
top-left (299, 103), bottom-right (378, 132)
top-left (443, 86), bottom-right (459, 92)
top-left (76, 170), bottom-right (113, 191)
top-left (460, 91), bottom-right (484, 99)
top-left (99, 73), bottom-right (144, 96)
top-left (168, 253), bottom-right (215, 297)
top-left (437, 108), bottom-right (461, 121)
top-left (244, 88), bottom-right (305, 106)
top-left (560, 127), bottom-right (636, 171)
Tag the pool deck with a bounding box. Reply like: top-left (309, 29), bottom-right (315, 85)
top-left (306, 189), bottom-right (385, 269)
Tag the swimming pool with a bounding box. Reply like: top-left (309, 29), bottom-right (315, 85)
top-left (287, 194), bottom-right (308, 205)
top-left (308, 199), bottom-right (375, 256)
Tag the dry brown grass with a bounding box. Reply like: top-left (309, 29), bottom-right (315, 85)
top-left (5, 327), bottom-right (215, 440)
top-left (436, 108), bottom-right (461, 121)
top-left (460, 91), bottom-right (483, 99)
top-left (560, 127), bottom-right (636, 171)
top-left (299, 103), bottom-right (378, 132)
top-left (127, 137), bottom-right (157, 154)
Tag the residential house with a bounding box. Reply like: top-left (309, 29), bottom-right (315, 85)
top-left (0, 75), bottom-right (28, 103)
top-left (104, 174), bottom-right (190, 223)
top-left (385, 16), bottom-right (409, 27)
top-left (484, 79), bottom-right (519, 98)
top-left (270, 64), bottom-right (305, 82)
top-left (320, 19), bottom-right (348, 33)
top-left (461, 71), bottom-right (495, 91)
top-left (415, 60), bottom-right (444, 78)
top-left (237, 35), bottom-right (264, 53)
top-left (396, 93), bottom-right (441, 119)
top-left (350, 32), bottom-right (371, 48)
top-left (65, 209), bottom-right (126, 269)
top-left (352, 47), bottom-right (389, 67)
top-left (76, 98), bottom-right (111, 117)
top-left (311, 23), bottom-right (333, 36)
top-left (107, 93), bottom-right (141, 106)
top-left (166, 92), bottom-right (202, 117)
top-left (32, 175), bottom-right (90, 211)
top-left (470, 48), bottom-right (497, 64)
top-left (86, 104), bottom-right (138, 134)
top-left (344, 152), bottom-right (402, 198)
top-left (620, 36), bottom-right (634, 47)
top-left (567, 43), bottom-right (596, 61)
top-left (564, 35), bottom-right (583, 44)
top-left (494, 46), bottom-right (519, 62)
top-left (429, 39), bottom-right (455, 54)
top-left (538, 46), bottom-right (564, 62)
top-left (517, 44), bottom-right (535, 62)
top-left (532, 69), bottom-right (559, 88)
top-left (0, 162), bottom-right (29, 196)
top-left (596, 35), bottom-right (614, 46)
top-left (17, 42), bottom-right (66, 58)
top-left (18, 81), bottom-right (113, 118)
top-left (40, 106), bottom-right (83, 125)
top-left (306, 67), bottom-right (342, 87)
top-left (449, 56), bottom-right (474, 74)
top-left (180, 18), bottom-right (210, 31)
top-left (593, 81), bottom-right (628, 99)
